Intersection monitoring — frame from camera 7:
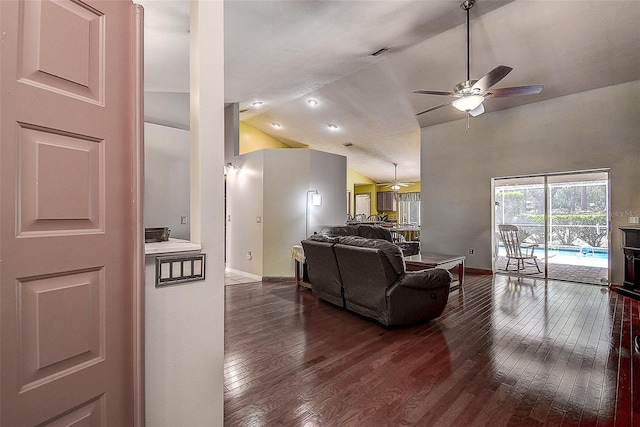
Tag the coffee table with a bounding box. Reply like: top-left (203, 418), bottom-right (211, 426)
top-left (404, 252), bottom-right (465, 289)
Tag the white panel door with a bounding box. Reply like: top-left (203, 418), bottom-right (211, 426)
top-left (355, 193), bottom-right (371, 217)
top-left (1, 0), bottom-right (140, 425)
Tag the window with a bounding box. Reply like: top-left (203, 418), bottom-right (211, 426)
top-left (397, 192), bottom-right (420, 226)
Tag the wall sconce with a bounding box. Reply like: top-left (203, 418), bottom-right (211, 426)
top-left (224, 162), bottom-right (240, 174)
top-left (305, 189), bottom-right (321, 237)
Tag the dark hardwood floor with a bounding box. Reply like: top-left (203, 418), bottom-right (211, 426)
top-left (224, 274), bottom-right (640, 426)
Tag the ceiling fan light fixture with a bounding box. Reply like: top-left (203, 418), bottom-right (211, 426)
top-left (391, 184), bottom-right (401, 191)
top-left (452, 94), bottom-right (484, 112)
top-left (414, 0), bottom-right (541, 121)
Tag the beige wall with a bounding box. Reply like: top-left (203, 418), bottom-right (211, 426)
top-left (227, 149), bottom-right (347, 277)
top-left (420, 81), bottom-right (640, 284)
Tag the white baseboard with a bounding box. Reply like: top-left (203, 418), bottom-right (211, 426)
top-left (225, 267), bottom-right (262, 282)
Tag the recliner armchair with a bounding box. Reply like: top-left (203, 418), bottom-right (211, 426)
top-left (301, 235), bottom-right (343, 307)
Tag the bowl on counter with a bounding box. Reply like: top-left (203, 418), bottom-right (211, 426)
top-left (145, 227), bottom-right (171, 243)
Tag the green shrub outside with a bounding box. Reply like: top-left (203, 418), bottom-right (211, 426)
top-left (519, 214), bottom-right (607, 247)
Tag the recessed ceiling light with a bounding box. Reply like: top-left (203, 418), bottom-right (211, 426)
top-left (271, 122), bottom-right (281, 129)
top-left (307, 98), bottom-right (318, 106)
top-left (252, 101), bottom-right (263, 107)
top-left (328, 124), bottom-right (338, 130)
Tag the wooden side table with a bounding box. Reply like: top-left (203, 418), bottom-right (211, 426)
top-left (291, 245), bottom-right (309, 288)
top-left (404, 252), bottom-right (465, 289)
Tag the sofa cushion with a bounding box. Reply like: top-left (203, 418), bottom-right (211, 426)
top-left (336, 235), bottom-right (405, 275)
top-left (318, 225), bottom-right (360, 237)
top-left (306, 233), bottom-right (339, 244)
top-left (318, 224), bottom-right (393, 243)
top-left (333, 242), bottom-right (398, 325)
top-left (355, 224), bottom-right (393, 242)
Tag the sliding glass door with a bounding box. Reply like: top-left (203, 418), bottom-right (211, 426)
top-left (494, 176), bottom-right (545, 279)
top-left (494, 171), bottom-right (609, 285)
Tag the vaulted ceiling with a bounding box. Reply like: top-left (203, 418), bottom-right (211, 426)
top-left (139, 0), bottom-right (640, 183)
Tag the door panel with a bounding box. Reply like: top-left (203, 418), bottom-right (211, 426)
top-left (19, 0), bottom-right (104, 103)
top-left (355, 194), bottom-right (371, 217)
top-left (494, 176), bottom-right (545, 278)
top-left (1, 1), bottom-right (138, 425)
top-left (546, 172), bottom-right (609, 283)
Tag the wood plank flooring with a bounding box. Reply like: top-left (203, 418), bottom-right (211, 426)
top-left (224, 274), bottom-right (640, 426)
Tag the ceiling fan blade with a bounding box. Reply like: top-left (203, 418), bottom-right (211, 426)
top-left (472, 65), bottom-right (513, 92)
top-left (484, 85), bottom-right (544, 98)
top-left (415, 101), bottom-right (451, 116)
top-left (413, 90), bottom-right (455, 96)
top-left (469, 103), bottom-right (484, 117)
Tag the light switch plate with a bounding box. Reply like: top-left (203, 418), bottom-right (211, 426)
top-left (156, 253), bottom-right (206, 287)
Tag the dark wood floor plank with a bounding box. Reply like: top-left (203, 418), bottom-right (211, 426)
top-left (224, 275), bottom-right (638, 426)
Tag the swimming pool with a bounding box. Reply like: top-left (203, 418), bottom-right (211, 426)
top-left (498, 245), bottom-right (608, 259)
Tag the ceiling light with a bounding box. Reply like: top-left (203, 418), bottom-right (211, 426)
top-left (391, 184), bottom-right (401, 191)
top-left (307, 99), bottom-right (318, 106)
top-left (452, 95), bottom-right (484, 112)
top-left (271, 122), bottom-right (281, 129)
top-left (252, 101), bottom-right (263, 107)
top-left (328, 124), bottom-right (338, 130)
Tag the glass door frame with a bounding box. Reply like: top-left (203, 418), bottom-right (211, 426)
top-left (492, 168), bottom-right (610, 283)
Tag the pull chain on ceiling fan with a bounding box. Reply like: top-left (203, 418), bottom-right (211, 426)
top-left (413, 0), bottom-right (543, 120)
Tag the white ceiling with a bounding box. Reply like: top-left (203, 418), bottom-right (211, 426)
top-left (138, 0), bottom-right (640, 183)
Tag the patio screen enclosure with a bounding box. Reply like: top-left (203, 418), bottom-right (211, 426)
top-left (493, 170), bottom-right (609, 284)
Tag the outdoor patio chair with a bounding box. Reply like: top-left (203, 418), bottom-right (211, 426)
top-left (498, 224), bottom-right (541, 274)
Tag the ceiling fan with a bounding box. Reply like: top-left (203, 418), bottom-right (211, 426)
top-left (377, 163), bottom-right (413, 191)
top-left (414, 0), bottom-right (543, 119)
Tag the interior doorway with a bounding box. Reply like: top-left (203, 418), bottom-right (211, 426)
top-left (355, 193), bottom-right (371, 220)
top-left (493, 170), bottom-right (609, 285)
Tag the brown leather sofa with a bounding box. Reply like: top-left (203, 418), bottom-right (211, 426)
top-left (301, 234), bottom-right (451, 326)
top-left (318, 224), bottom-right (419, 256)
